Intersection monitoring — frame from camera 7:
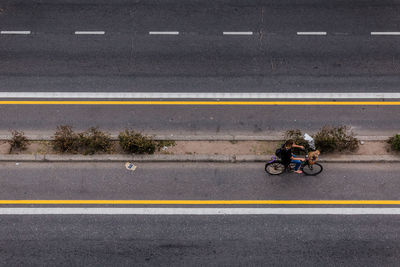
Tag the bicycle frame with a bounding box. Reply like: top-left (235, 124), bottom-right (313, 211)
top-left (268, 157), bottom-right (278, 163)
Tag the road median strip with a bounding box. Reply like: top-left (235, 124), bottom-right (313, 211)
top-left (1, 129), bottom-right (398, 163)
top-left (0, 133), bottom-right (391, 141)
top-left (0, 133), bottom-right (400, 163)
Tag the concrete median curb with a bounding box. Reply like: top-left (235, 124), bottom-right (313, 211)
top-left (0, 133), bottom-right (393, 141)
top-left (0, 154), bottom-right (399, 163)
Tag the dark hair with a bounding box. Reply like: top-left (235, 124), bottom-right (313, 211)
top-left (285, 139), bottom-right (294, 147)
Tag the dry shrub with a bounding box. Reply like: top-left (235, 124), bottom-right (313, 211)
top-left (314, 125), bottom-right (359, 153)
top-left (53, 125), bottom-right (112, 154)
top-left (78, 127), bottom-right (112, 155)
top-left (119, 129), bottom-right (157, 154)
top-left (8, 130), bottom-right (30, 153)
top-left (53, 125), bottom-right (80, 153)
top-left (284, 126), bottom-right (359, 153)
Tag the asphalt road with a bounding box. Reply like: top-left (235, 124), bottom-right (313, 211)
top-left (0, 0), bottom-right (399, 135)
top-left (0, 104), bottom-right (398, 136)
top-left (1, 162), bottom-right (400, 200)
top-left (0, 0), bottom-right (400, 92)
top-left (1, 162), bottom-right (400, 266)
top-left (1, 215), bottom-right (400, 266)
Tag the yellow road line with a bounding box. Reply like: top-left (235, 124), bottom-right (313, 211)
top-left (0, 101), bottom-right (399, 105)
top-left (1, 200), bottom-right (400, 205)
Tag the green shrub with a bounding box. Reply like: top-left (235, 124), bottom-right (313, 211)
top-left (53, 125), bottom-right (80, 153)
top-left (314, 125), bottom-right (359, 153)
top-left (53, 125), bottom-right (112, 154)
top-left (119, 129), bottom-right (157, 154)
top-left (388, 134), bottom-right (400, 151)
top-left (78, 127), bottom-right (112, 155)
top-left (8, 130), bottom-right (30, 153)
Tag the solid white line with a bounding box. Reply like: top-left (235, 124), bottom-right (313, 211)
top-left (0, 92), bottom-right (399, 99)
top-left (1, 31), bottom-right (31, 35)
top-left (371, 32), bottom-right (400, 36)
top-left (149, 31), bottom-right (179, 35)
top-left (1, 208), bottom-right (400, 215)
top-left (223, 32), bottom-right (253, 35)
top-left (74, 31), bottom-right (105, 35)
top-left (297, 32), bottom-right (327, 35)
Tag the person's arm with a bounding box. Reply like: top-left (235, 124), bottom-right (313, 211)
top-left (292, 144), bottom-right (305, 149)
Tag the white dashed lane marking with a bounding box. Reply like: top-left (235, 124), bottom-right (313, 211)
top-left (371, 32), bottom-right (400, 35)
top-left (0, 31), bottom-right (31, 35)
top-left (223, 31), bottom-right (253, 35)
top-left (297, 32), bottom-right (327, 35)
top-left (74, 31), bottom-right (105, 35)
top-left (149, 31), bottom-right (179, 35)
top-left (0, 30), bottom-right (399, 37)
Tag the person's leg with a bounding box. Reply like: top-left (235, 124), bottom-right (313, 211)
top-left (291, 155), bottom-right (302, 173)
top-left (291, 159), bottom-right (301, 171)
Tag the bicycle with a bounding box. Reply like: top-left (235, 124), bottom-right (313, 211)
top-left (265, 151), bottom-right (323, 176)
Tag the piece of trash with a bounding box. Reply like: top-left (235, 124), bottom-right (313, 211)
top-left (304, 133), bottom-right (316, 150)
top-left (161, 146), bottom-right (168, 151)
top-left (125, 162), bottom-right (137, 171)
top-left (360, 141), bottom-right (365, 145)
top-left (15, 163), bottom-right (19, 166)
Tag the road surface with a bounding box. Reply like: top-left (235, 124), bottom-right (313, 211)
top-left (0, 0), bottom-right (399, 135)
top-left (0, 0), bottom-right (400, 92)
top-left (0, 162), bottom-right (400, 266)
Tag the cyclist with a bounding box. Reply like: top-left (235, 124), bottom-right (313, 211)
top-left (280, 139), bottom-right (306, 174)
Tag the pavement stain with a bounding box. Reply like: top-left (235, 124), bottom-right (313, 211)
top-left (158, 243), bottom-right (200, 249)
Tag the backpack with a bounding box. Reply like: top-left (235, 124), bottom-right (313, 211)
top-left (275, 148), bottom-right (282, 158)
top-left (275, 143), bottom-right (285, 158)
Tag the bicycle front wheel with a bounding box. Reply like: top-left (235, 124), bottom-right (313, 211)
top-left (265, 162), bottom-right (285, 175)
top-left (302, 163), bottom-right (323, 176)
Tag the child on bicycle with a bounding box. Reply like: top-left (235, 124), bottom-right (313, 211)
top-left (280, 139), bottom-right (306, 174)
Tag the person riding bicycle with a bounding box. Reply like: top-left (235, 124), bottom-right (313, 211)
top-left (280, 139), bottom-right (305, 174)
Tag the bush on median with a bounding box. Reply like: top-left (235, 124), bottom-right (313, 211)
top-left (53, 125), bottom-right (112, 154)
top-left (78, 127), bottom-right (113, 155)
top-left (313, 125), bottom-right (359, 153)
top-left (387, 134), bottom-right (400, 151)
top-left (53, 125), bottom-right (80, 153)
top-left (284, 126), bottom-right (359, 153)
top-left (8, 130), bottom-right (30, 153)
top-left (118, 129), bottom-right (157, 154)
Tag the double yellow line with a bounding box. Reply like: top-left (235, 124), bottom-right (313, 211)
top-left (0, 101), bottom-right (400, 105)
top-left (1, 200), bottom-right (400, 205)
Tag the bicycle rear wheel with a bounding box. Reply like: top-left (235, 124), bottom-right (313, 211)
top-left (302, 163), bottom-right (323, 176)
top-left (265, 162), bottom-right (285, 175)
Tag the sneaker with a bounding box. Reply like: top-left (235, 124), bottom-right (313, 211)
top-left (294, 170), bottom-right (303, 174)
